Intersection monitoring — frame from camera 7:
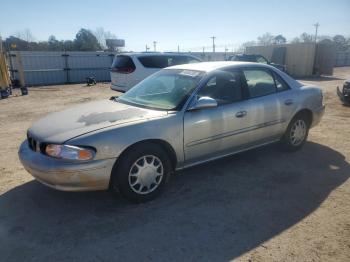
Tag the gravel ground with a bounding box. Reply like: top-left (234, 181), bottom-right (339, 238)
top-left (0, 68), bottom-right (349, 262)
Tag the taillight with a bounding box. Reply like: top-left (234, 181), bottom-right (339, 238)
top-left (110, 67), bottom-right (135, 74)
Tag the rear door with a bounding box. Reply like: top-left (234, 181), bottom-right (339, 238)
top-left (241, 67), bottom-right (284, 143)
top-left (133, 55), bottom-right (202, 89)
top-left (136, 56), bottom-right (168, 86)
top-left (272, 71), bottom-right (298, 125)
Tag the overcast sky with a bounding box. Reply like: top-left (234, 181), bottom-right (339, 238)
top-left (1, 0), bottom-right (349, 52)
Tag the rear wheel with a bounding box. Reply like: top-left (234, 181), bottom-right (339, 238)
top-left (0, 89), bottom-right (10, 99)
top-left (111, 143), bottom-right (172, 203)
top-left (281, 114), bottom-right (310, 151)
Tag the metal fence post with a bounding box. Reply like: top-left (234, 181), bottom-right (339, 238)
top-left (62, 51), bottom-right (69, 84)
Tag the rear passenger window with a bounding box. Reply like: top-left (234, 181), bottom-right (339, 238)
top-left (243, 69), bottom-right (276, 98)
top-left (187, 57), bottom-right (201, 64)
top-left (138, 55), bottom-right (200, 69)
top-left (138, 56), bottom-right (168, 68)
top-left (168, 56), bottom-right (188, 66)
top-left (197, 70), bottom-right (242, 105)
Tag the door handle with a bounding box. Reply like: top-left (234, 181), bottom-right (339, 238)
top-left (284, 99), bottom-right (294, 105)
top-left (235, 111), bottom-right (247, 118)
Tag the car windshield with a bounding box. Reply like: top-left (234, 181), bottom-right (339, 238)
top-left (118, 69), bottom-right (205, 110)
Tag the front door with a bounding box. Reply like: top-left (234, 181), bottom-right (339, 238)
top-left (183, 69), bottom-right (252, 165)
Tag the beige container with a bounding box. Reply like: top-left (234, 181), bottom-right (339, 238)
top-left (246, 43), bottom-right (317, 77)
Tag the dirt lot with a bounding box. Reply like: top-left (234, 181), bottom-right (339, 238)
top-left (0, 68), bottom-right (349, 262)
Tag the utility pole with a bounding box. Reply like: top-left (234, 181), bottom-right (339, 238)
top-left (202, 46), bottom-right (205, 53)
top-left (153, 41), bottom-right (157, 52)
top-left (210, 36), bottom-right (216, 53)
top-left (145, 44), bottom-right (150, 52)
top-left (225, 45), bottom-right (229, 59)
top-left (314, 22), bottom-right (320, 43)
top-left (177, 45), bottom-right (180, 53)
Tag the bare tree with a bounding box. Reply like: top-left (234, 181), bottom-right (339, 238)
top-left (24, 29), bottom-right (34, 42)
top-left (257, 33), bottom-right (274, 46)
top-left (237, 41), bottom-right (257, 52)
top-left (291, 37), bottom-right (300, 43)
top-left (14, 28), bottom-right (35, 42)
top-left (93, 27), bottom-right (116, 49)
top-left (300, 33), bottom-right (313, 43)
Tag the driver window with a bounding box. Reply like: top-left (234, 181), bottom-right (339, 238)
top-left (197, 70), bottom-right (243, 105)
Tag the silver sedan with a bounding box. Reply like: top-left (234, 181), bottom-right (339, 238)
top-left (19, 62), bottom-right (325, 202)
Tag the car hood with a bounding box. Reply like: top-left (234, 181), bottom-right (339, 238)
top-left (28, 99), bottom-right (167, 143)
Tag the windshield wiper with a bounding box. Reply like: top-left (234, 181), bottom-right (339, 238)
top-left (109, 96), bottom-right (119, 101)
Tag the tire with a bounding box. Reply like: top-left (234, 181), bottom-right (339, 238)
top-left (21, 87), bottom-right (28, 96)
top-left (281, 114), bottom-right (310, 151)
top-left (111, 143), bottom-right (172, 203)
top-left (0, 90), bottom-right (9, 99)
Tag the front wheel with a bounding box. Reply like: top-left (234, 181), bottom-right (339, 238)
top-left (111, 143), bottom-right (172, 203)
top-left (281, 115), bottom-right (310, 151)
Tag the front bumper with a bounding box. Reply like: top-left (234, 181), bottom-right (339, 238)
top-left (18, 140), bottom-right (116, 191)
top-left (337, 86), bottom-right (350, 105)
top-left (111, 83), bottom-right (128, 92)
top-left (311, 105), bottom-right (325, 128)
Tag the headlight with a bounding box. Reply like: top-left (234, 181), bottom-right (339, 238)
top-left (45, 144), bottom-right (95, 161)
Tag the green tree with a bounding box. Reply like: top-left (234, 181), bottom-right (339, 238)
top-left (5, 36), bottom-right (29, 51)
top-left (273, 35), bottom-right (286, 44)
top-left (63, 40), bottom-right (75, 51)
top-left (48, 35), bottom-right (63, 51)
top-left (74, 29), bottom-right (101, 51)
top-left (333, 35), bottom-right (347, 51)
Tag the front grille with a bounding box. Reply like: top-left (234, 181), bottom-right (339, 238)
top-left (342, 83), bottom-right (350, 96)
top-left (27, 134), bottom-right (41, 152)
top-left (28, 136), bottom-right (36, 151)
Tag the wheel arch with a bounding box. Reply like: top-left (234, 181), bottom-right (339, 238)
top-left (109, 139), bottom-right (178, 188)
top-left (291, 108), bottom-right (313, 126)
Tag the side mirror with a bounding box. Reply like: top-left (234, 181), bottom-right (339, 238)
top-left (188, 96), bottom-right (218, 111)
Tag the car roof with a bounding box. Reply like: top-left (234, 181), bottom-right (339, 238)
top-left (118, 52), bottom-right (198, 58)
top-left (166, 61), bottom-right (268, 72)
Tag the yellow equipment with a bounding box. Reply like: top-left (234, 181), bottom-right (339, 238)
top-left (0, 52), bottom-right (11, 89)
top-left (0, 37), bottom-right (27, 98)
top-left (0, 36), bottom-right (12, 98)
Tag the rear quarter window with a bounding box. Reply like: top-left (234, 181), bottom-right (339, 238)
top-left (273, 72), bottom-right (290, 92)
top-left (111, 55), bottom-right (136, 71)
top-left (138, 55), bottom-right (200, 68)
